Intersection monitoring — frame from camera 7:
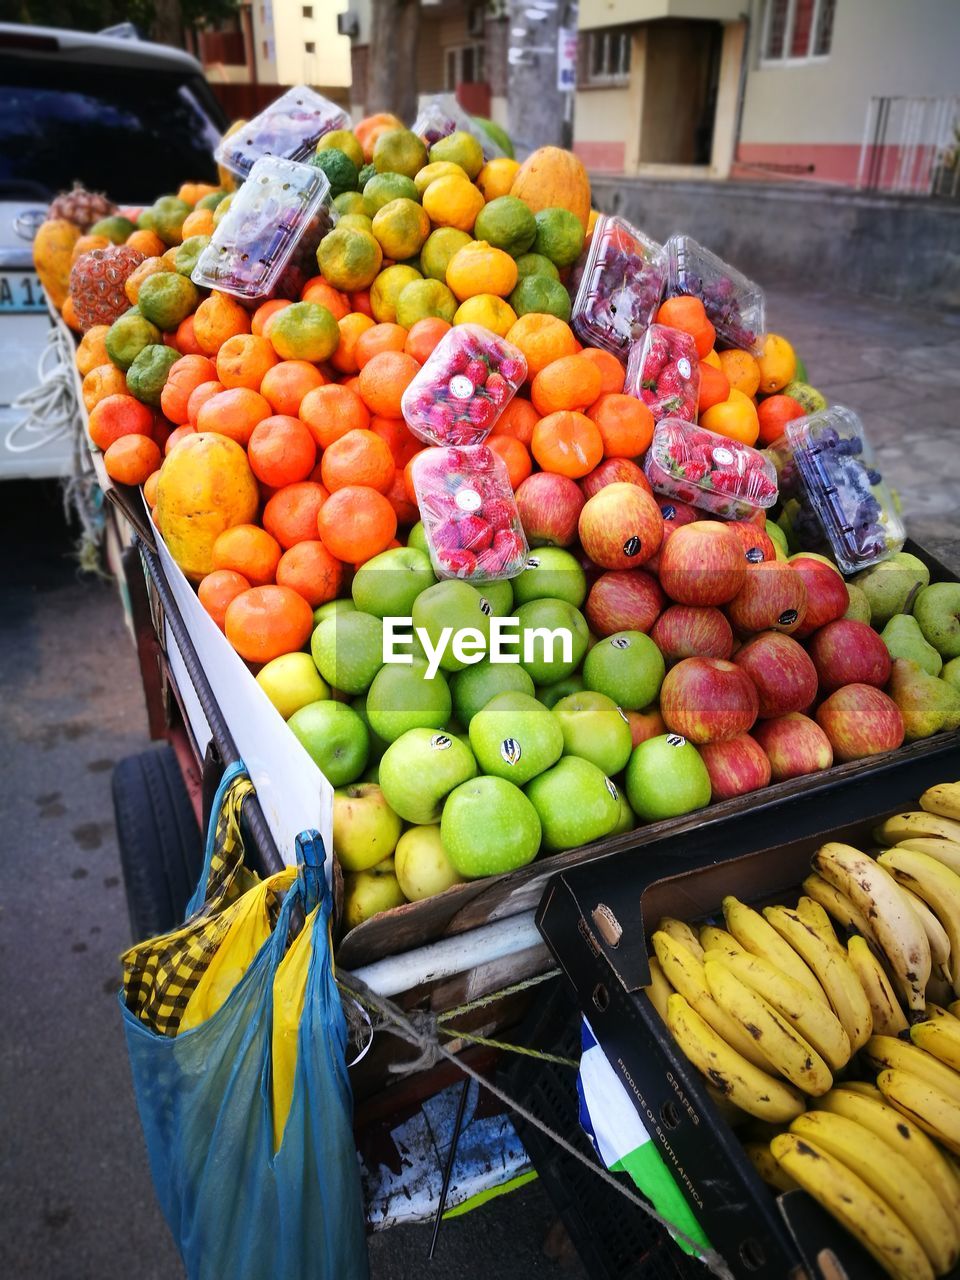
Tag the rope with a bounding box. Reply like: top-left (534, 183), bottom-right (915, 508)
top-left (338, 971), bottom-right (734, 1279)
top-left (433, 969), bottom-right (579, 1069)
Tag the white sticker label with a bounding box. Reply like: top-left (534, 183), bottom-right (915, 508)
top-left (677, 357), bottom-right (692, 379)
top-left (712, 446), bottom-right (735, 466)
top-left (449, 374), bottom-right (473, 400)
top-left (455, 488), bottom-right (482, 512)
top-left (500, 738), bottom-right (522, 765)
top-left (431, 734), bottom-right (452, 750)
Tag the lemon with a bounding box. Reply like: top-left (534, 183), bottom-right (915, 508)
top-left (370, 264), bottom-right (422, 324)
top-left (446, 241), bottom-right (518, 301)
top-left (429, 131), bottom-right (484, 180)
top-left (453, 294), bottom-right (517, 337)
top-left (372, 197), bottom-right (431, 260)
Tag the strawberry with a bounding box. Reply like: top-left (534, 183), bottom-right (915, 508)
top-left (454, 513), bottom-right (494, 551)
top-left (498, 356), bottom-right (525, 384)
top-left (438, 547), bottom-right (477, 576)
top-left (464, 357), bottom-right (488, 388)
top-left (642, 330), bottom-right (670, 382)
top-left (484, 372), bottom-right (509, 407)
top-left (483, 497), bottom-right (516, 531)
top-left (655, 365), bottom-right (686, 399)
top-left (678, 459), bottom-right (709, 482)
top-left (431, 515), bottom-right (462, 550)
top-left (467, 396), bottom-right (496, 427)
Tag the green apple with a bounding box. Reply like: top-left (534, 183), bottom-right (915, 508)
top-left (478, 578), bottom-right (514, 616)
top-left (525, 756), bottom-right (620, 852)
top-left (552, 690), bottom-right (633, 775)
top-left (407, 521), bottom-right (429, 555)
top-left (625, 733), bottom-right (711, 822)
top-left (583, 631), bottom-right (665, 710)
top-left (468, 690), bottom-right (563, 784)
top-left (311, 610), bottom-right (384, 694)
top-left (352, 545), bottom-right (436, 618)
top-left (766, 520), bottom-right (788, 558)
top-left (610, 788), bottom-right (636, 836)
top-left (512, 548), bottom-right (587, 608)
top-left (450, 659), bottom-right (535, 725)
top-left (313, 598), bottom-right (356, 626)
top-left (343, 856), bottom-right (406, 930)
top-left (536, 673), bottom-right (585, 709)
top-left (366, 658), bottom-right (452, 742)
top-left (441, 776), bottom-right (541, 877)
top-left (514, 598), bottom-right (589, 684)
top-left (412, 579), bottom-right (491, 673)
top-left (287, 699), bottom-right (369, 786)
top-left (256, 651), bottom-right (329, 719)
top-left (332, 782), bottom-right (402, 871)
top-left (378, 727), bottom-right (478, 823)
top-left (351, 693), bottom-right (390, 764)
top-left (394, 825), bottom-right (465, 899)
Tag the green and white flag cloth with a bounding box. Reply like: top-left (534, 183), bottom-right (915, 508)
top-left (577, 1018), bottom-right (712, 1260)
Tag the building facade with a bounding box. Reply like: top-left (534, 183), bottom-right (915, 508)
top-left (198, 0), bottom-right (352, 92)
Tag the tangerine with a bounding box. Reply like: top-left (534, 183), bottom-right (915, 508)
top-left (699, 387), bottom-right (760, 446)
top-left (247, 415), bottom-right (317, 487)
top-left (655, 296), bottom-right (716, 359)
top-left (370, 264), bottom-right (422, 324)
top-left (216, 334), bottom-right (278, 391)
top-left (488, 435), bottom-right (532, 489)
top-left (88, 393), bottom-right (154, 451)
top-left (262, 481), bottom-right (329, 549)
top-left (505, 313), bottom-right (577, 376)
top-left (252, 299), bottom-right (292, 335)
top-left (196, 387), bottom-right (272, 445)
top-left (75, 326), bottom-right (111, 376)
top-left (320, 428), bottom-right (395, 494)
top-left (531, 354), bottom-right (603, 416)
top-left (446, 240), bottom-right (518, 300)
top-left (384, 471), bottom-right (419, 525)
top-left (103, 433), bottom-right (161, 485)
top-left (198, 569), bottom-right (251, 630)
top-left (186, 379), bottom-right (225, 426)
top-left (224, 586), bottom-right (315, 664)
top-left (476, 157), bottom-right (521, 202)
top-left (160, 354), bottom-right (218, 423)
top-left (300, 277), bottom-right (351, 319)
top-left (490, 396), bottom-right (538, 445)
top-left (143, 470), bottom-right (161, 507)
top-left (212, 523), bottom-right (282, 587)
top-left (317, 485), bottom-right (397, 562)
top-left (697, 363), bottom-right (731, 414)
top-left (357, 350), bottom-right (419, 417)
top-left (299, 383), bottom-right (370, 448)
top-left (331, 312), bottom-right (376, 375)
top-left (422, 175), bottom-right (484, 233)
top-left (370, 415), bottom-right (420, 467)
top-left (756, 393), bottom-right (805, 446)
top-left (266, 301), bottom-right (340, 362)
top-left (531, 410), bottom-right (603, 478)
top-left (371, 197), bottom-right (430, 260)
top-left (587, 393), bottom-right (654, 458)
top-left (717, 348), bottom-right (761, 399)
top-left (355, 322), bottom-right (408, 368)
top-left (453, 296), bottom-right (517, 338)
top-left (82, 364), bottom-right (127, 412)
top-left (275, 541), bottom-right (344, 608)
top-left (260, 360), bottom-right (327, 416)
top-left (404, 317), bottom-right (451, 363)
top-left (579, 347), bottom-right (625, 395)
top-left (193, 292), bottom-right (251, 355)
top-left (164, 425), bottom-right (196, 455)
top-left (174, 314), bottom-right (204, 356)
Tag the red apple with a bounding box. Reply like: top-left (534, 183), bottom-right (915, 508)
top-left (726, 521), bottom-right (777, 565)
top-left (625, 706), bottom-right (666, 746)
top-left (699, 734), bottom-right (772, 801)
top-left (753, 713), bottom-right (834, 781)
top-left (645, 501), bottom-right (700, 574)
top-left (726, 560), bottom-right (808, 635)
top-left (807, 619), bottom-right (891, 693)
top-left (578, 483), bottom-right (664, 570)
top-left (650, 605), bottom-right (734, 664)
top-left (790, 555), bottom-right (850, 638)
top-left (733, 631), bottom-right (818, 718)
top-left (815, 684), bottom-right (905, 761)
top-left (660, 656), bottom-right (760, 744)
top-left (581, 457), bottom-right (652, 499)
top-left (515, 472), bottom-right (585, 547)
top-left (586, 570), bottom-right (664, 636)
top-left (657, 521), bottom-right (746, 606)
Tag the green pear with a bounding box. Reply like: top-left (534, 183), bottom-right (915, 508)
top-left (913, 582), bottom-right (960, 659)
top-left (853, 553), bottom-right (929, 628)
top-left (843, 582), bottom-right (872, 624)
top-left (888, 658), bottom-right (960, 742)
top-left (782, 380), bottom-right (827, 413)
top-left (943, 657), bottom-right (960, 692)
top-left (880, 614), bottom-right (943, 677)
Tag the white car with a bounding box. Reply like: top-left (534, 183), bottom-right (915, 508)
top-left (0, 22), bottom-right (226, 479)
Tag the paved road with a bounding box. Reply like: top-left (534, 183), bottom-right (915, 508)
top-left (0, 287), bottom-right (957, 1280)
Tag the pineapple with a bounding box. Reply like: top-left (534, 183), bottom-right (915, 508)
top-left (69, 245), bottom-right (145, 332)
top-left (48, 183), bottom-right (117, 231)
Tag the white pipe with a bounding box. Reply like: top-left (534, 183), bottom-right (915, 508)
top-left (345, 911), bottom-right (544, 998)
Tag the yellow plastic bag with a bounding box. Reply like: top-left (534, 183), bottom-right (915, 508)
top-left (270, 904), bottom-right (319, 1153)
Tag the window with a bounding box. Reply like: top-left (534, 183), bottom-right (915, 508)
top-left (445, 44), bottom-right (485, 88)
top-left (305, 41), bottom-right (315, 53)
top-left (302, 4), bottom-right (313, 15)
top-left (580, 27), bottom-right (631, 87)
top-left (761, 0), bottom-right (836, 65)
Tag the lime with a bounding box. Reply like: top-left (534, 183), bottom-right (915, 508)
top-left (370, 264), bottom-right (422, 324)
top-left (126, 343), bottom-right (179, 406)
top-left (532, 207), bottom-right (585, 268)
top-left (317, 225), bottom-right (383, 290)
top-left (137, 272), bottom-right (200, 328)
top-left (473, 195), bottom-right (536, 257)
top-left (395, 278), bottom-right (457, 328)
top-left (429, 131), bottom-right (484, 180)
top-left (334, 190), bottom-right (370, 217)
top-left (373, 128), bottom-right (428, 178)
top-left (88, 215), bottom-right (136, 244)
top-left (310, 148), bottom-right (359, 198)
top-left (472, 117), bottom-right (515, 159)
top-left (509, 274), bottom-right (572, 322)
top-left (363, 171), bottom-right (419, 214)
top-left (317, 128), bottom-right (364, 169)
top-left (372, 197), bottom-right (430, 260)
top-left (420, 227), bottom-right (472, 281)
top-left (267, 302), bottom-right (340, 361)
top-left (196, 190), bottom-right (228, 211)
top-left (414, 160), bottom-right (468, 196)
top-left (105, 309), bottom-right (162, 370)
top-left (174, 235), bottom-right (209, 277)
top-left (515, 252), bottom-right (560, 280)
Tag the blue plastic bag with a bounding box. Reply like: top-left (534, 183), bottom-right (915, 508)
top-left (120, 769), bottom-right (368, 1280)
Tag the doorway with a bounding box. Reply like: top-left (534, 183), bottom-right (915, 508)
top-left (639, 19), bottom-right (723, 167)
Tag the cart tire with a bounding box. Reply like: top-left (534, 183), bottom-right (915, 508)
top-left (112, 745), bottom-right (203, 942)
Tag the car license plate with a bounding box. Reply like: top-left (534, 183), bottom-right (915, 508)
top-left (0, 272), bottom-right (47, 313)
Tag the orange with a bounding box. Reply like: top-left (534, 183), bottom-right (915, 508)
top-left (252, 299), bottom-right (292, 336)
top-left (260, 359), bottom-right (326, 416)
top-left (198, 569), bottom-right (251, 630)
top-left (490, 396), bottom-right (538, 445)
top-left (756, 393), bottom-right (805, 447)
top-left (587, 393), bottom-right (654, 458)
top-left (422, 175), bottom-right (485, 233)
top-left (446, 241), bottom-right (518, 300)
top-left (88, 393), bottom-right (154, 451)
top-left (262, 481), bottom-right (329, 549)
top-left (143, 469), bottom-right (160, 508)
top-left (370, 415), bottom-right (420, 467)
top-left (186, 379), bottom-right (225, 426)
top-left (81, 364), bottom-right (127, 412)
top-left (275, 541), bottom-right (344, 608)
top-left (700, 388), bottom-right (760, 446)
top-left (299, 383), bottom-right (370, 449)
top-left (215, 333), bottom-right (279, 390)
top-left (126, 228), bottom-right (166, 257)
top-left (505, 313), bottom-right (578, 377)
top-left (193, 292), bottom-right (251, 355)
top-left (702, 349), bottom-right (721, 370)
top-left (488, 435), bottom-right (532, 489)
top-left (321, 428), bottom-right (395, 494)
top-left (355, 322), bottom-right (408, 369)
top-left (174, 314), bottom-right (205, 356)
top-left (697, 363), bottom-right (731, 415)
top-left (212, 523), bottom-right (282, 587)
top-left (75, 326), bottom-right (110, 376)
top-left (224, 585), bottom-right (314, 664)
top-left (181, 207), bottom-right (215, 238)
top-left (717, 348), bottom-right (761, 399)
top-left (530, 354), bottom-right (603, 416)
top-left (357, 350), bottom-right (418, 418)
top-left (655, 296), bottom-right (715, 360)
top-left (476, 157), bottom-right (521, 202)
top-left (531, 410), bottom-right (603, 479)
top-left (164, 425), bottom-right (196, 455)
top-left (103, 433), bottom-right (161, 485)
top-left (160, 353), bottom-right (218, 423)
top-left (355, 112), bottom-right (405, 161)
top-left (756, 333), bottom-right (797, 395)
top-left (247, 415), bottom-right (317, 487)
top-left (404, 317), bottom-right (450, 364)
top-left (579, 347), bottom-right (625, 395)
top-left (351, 289), bottom-right (374, 319)
top-left (177, 181), bottom-right (218, 205)
top-left (196, 387), bottom-right (272, 445)
top-left (300, 276), bottom-right (351, 319)
top-left (61, 296), bottom-right (80, 331)
top-left (385, 471), bottom-right (419, 525)
top-left (317, 485), bottom-right (397, 563)
top-left (331, 312), bottom-right (376, 375)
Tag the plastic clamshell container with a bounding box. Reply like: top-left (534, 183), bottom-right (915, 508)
top-left (644, 418), bottom-right (778, 521)
top-left (401, 324), bottom-right (527, 447)
top-left (412, 445), bottom-right (529, 583)
top-left (765, 406), bottom-right (905, 574)
top-left (214, 85), bottom-right (350, 178)
top-left (412, 92), bottom-right (505, 159)
top-left (191, 157), bottom-right (334, 303)
top-left (569, 214), bottom-right (665, 358)
top-left (625, 324), bottom-right (700, 422)
top-left (665, 233), bottom-right (766, 355)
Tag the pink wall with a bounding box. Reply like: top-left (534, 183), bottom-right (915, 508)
top-left (574, 141), bottom-right (626, 173)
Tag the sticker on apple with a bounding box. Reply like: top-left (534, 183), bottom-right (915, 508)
top-left (604, 778), bottom-right (619, 802)
top-left (430, 734), bottom-right (452, 751)
top-left (622, 536), bottom-right (642, 557)
top-left (500, 737), bottom-right (522, 765)
top-left (665, 734), bottom-right (686, 747)
top-left (611, 636), bottom-right (631, 650)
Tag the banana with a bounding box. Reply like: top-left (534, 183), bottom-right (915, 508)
top-left (664, 993), bottom-right (805, 1123)
top-left (847, 935), bottom-right (909, 1035)
top-left (898, 838), bottom-right (960, 876)
top-left (790, 1111), bottom-right (959, 1274)
top-left (722, 895), bottom-right (830, 1008)
top-left (802, 872), bottom-right (874, 936)
top-left (878, 1067), bottom-right (960, 1157)
top-left (841, 1080), bottom-right (884, 1099)
top-left (864, 1034), bottom-right (960, 1106)
top-left (763, 905), bottom-right (873, 1050)
top-left (699, 924), bottom-right (744, 955)
top-left (704, 959), bottom-right (833, 1095)
top-left (921, 783), bottom-right (960, 823)
top-left (796, 894), bottom-right (845, 950)
top-left (705, 1082), bottom-right (749, 1129)
top-left (656, 916), bottom-right (704, 960)
top-left (900, 886), bottom-right (952, 978)
top-left (744, 1141), bottom-right (799, 1193)
top-left (877, 811), bottom-right (960, 846)
top-left (703, 948), bottom-right (851, 1071)
top-left (927, 1002), bottom-right (960, 1023)
top-left (643, 954), bottom-right (673, 1022)
top-left (770, 1131), bottom-right (934, 1280)
top-left (820, 1085), bottom-right (960, 1230)
top-left (652, 932), bottom-right (771, 1069)
top-left (813, 842), bottom-right (931, 1012)
top-left (952, 1001), bottom-right (960, 1019)
top-left (878, 847), bottom-right (960, 994)
top-left (912, 1018), bottom-right (960, 1072)
top-left (930, 972), bottom-right (956, 1006)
